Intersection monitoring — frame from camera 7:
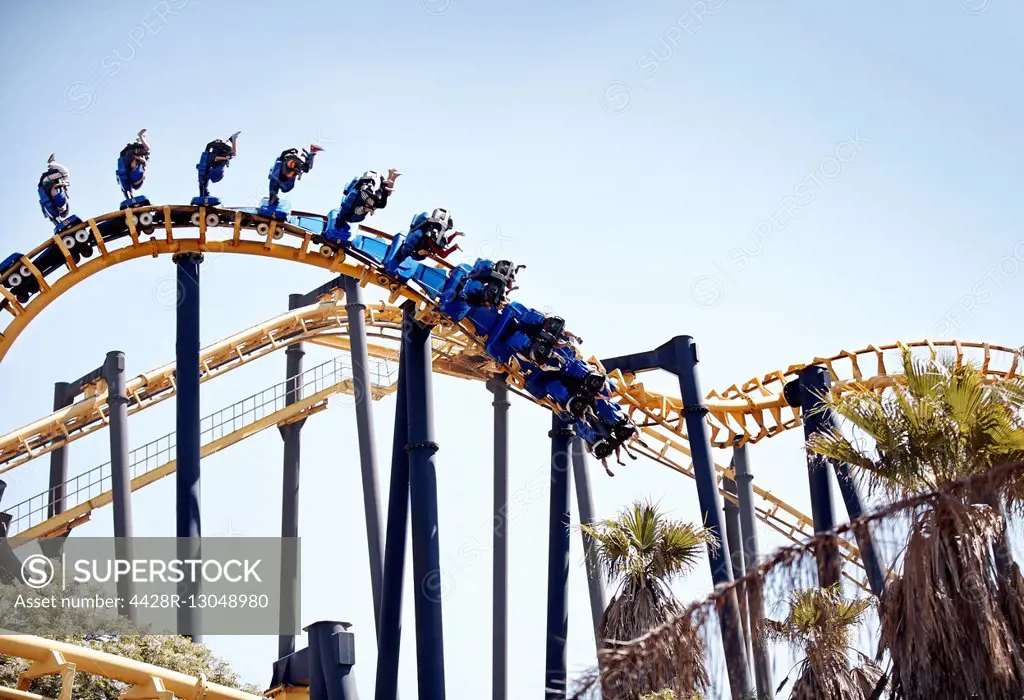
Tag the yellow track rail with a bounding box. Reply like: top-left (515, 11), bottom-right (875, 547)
top-left (0, 300), bottom-right (478, 474)
top-left (3, 340), bottom-right (460, 542)
top-left (0, 206), bottom-right (449, 364)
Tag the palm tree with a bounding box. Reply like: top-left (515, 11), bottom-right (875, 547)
top-left (638, 690), bottom-right (702, 700)
top-left (581, 500), bottom-right (712, 699)
top-left (809, 349), bottom-right (1024, 699)
top-left (766, 586), bottom-right (884, 700)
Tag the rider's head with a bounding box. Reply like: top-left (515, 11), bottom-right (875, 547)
top-left (360, 170), bottom-right (382, 189)
top-left (281, 149), bottom-right (301, 175)
top-left (612, 419), bottom-right (636, 443)
top-left (209, 139), bottom-right (233, 156)
top-left (429, 208), bottom-right (453, 231)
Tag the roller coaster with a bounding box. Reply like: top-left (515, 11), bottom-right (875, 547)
top-left (0, 134), bottom-right (1019, 699)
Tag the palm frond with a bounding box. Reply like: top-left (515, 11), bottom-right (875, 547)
top-left (882, 498), bottom-right (1024, 698)
top-left (811, 349), bottom-right (1024, 505)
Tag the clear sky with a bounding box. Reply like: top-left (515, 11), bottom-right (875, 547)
top-left (1, 0), bottom-right (1022, 697)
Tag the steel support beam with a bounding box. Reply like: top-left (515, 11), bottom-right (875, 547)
top-left (571, 437), bottom-right (607, 647)
top-left (796, 366), bottom-right (841, 588)
top-left (174, 252), bottom-right (203, 640)
top-left (279, 294), bottom-right (307, 660)
top-left (833, 463), bottom-right (887, 594)
top-left (602, 337), bottom-right (753, 699)
top-left (41, 382), bottom-right (73, 559)
top-left (103, 350), bottom-right (136, 621)
top-left (307, 620), bottom-right (360, 700)
top-left (670, 337), bottom-right (753, 700)
top-left (47, 381), bottom-right (72, 519)
top-left (39, 364), bottom-right (110, 558)
top-left (733, 445), bottom-right (774, 699)
top-left (403, 305), bottom-right (446, 700)
top-left (374, 348), bottom-right (409, 700)
top-left (487, 378), bottom-right (510, 700)
top-left (544, 417), bottom-right (573, 699)
top-left (343, 276), bottom-right (385, 638)
top-left (795, 365), bottom-right (889, 594)
top-left (722, 475), bottom-right (750, 672)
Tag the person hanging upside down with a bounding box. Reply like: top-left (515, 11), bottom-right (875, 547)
top-left (382, 208), bottom-right (465, 278)
top-left (576, 406), bottom-right (639, 476)
top-left (116, 129), bottom-right (150, 197)
top-left (337, 168), bottom-right (401, 225)
top-left (510, 314), bottom-right (572, 369)
top-left (38, 154), bottom-right (71, 223)
top-left (461, 259), bottom-right (525, 308)
top-left (268, 144), bottom-right (323, 205)
top-left (197, 131), bottom-right (240, 198)
top-left (411, 208), bottom-right (464, 257)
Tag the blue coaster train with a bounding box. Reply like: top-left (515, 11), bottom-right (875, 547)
top-left (2, 132), bottom-right (639, 466)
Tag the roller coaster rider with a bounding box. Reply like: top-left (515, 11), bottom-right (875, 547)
top-left (115, 129), bottom-right (150, 201)
top-left (38, 154), bottom-right (71, 224)
top-left (339, 168), bottom-right (401, 225)
top-left (461, 259), bottom-right (525, 308)
top-left (409, 208), bottom-right (464, 258)
top-left (383, 208), bottom-right (465, 276)
top-left (506, 310), bottom-right (581, 370)
top-left (268, 144), bottom-right (322, 206)
top-left (197, 131), bottom-right (241, 199)
top-left (578, 409), bottom-right (639, 476)
top-left (522, 357), bottom-right (638, 475)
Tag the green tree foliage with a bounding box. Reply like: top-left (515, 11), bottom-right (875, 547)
top-left (810, 350), bottom-right (1024, 699)
top-left (582, 500), bottom-right (712, 699)
top-left (766, 586), bottom-right (884, 700)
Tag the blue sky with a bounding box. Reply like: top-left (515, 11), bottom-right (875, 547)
top-left (1, 0), bottom-right (1022, 697)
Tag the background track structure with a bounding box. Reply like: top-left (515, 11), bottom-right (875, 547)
top-left (1, 204), bottom-right (1019, 691)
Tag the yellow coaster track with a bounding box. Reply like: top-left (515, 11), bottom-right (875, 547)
top-left (2, 204), bottom-right (1019, 599)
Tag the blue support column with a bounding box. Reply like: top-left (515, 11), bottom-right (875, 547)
top-left (375, 348), bottom-right (410, 700)
top-left (834, 464), bottom-right (887, 595)
top-left (308, 621), bottom-right (360, 700)
top-left (544, 416), bottom-right (573, 699)
top-left (796, 366), bottom-right (841, 588)
top-left (103, 350), bottom-right (136, 622)
top-left (722, 475), bottom-right (751, 673)
top-left (47, 382), bottom-right (73, 519)
top-left (733, 445), bottom-right (774, 699)
top-left (309, 624), bottom-right (329, 700)
top-left (571, 438), bottom-right (608, 648)
top-left (672, 337), bottom-right (753, 700)
top-left (279, 295), bottom-right (307, 660)
top-left (797, 367), bottom-right (887, 595)
top-left (174, 252), bottom-right (203, 640)
top-left (343, 276), bottom-right (386, 638)
top-left (41, 382), bottom-right (73, 559)
top-left (402, 304), bottom-right (447, 700)
top-left (487, 378), bottom-right (510, 700)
